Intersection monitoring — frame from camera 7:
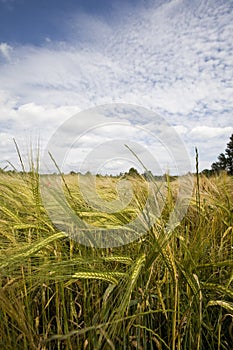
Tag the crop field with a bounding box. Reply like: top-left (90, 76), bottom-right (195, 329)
top-left (0, 170), bottom-right (232, 349)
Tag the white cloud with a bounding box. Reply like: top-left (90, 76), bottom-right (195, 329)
top-left (189, 126), bottom-right (233, 140)
top-left (0, 42), bottom-right (12, 61)
top-left (0, 131), bottom-right (13, 148)
top-left (174, 125), bottom-right (188, 135)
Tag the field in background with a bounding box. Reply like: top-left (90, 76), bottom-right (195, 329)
top-left (0, 170), bottom-right (232, 349)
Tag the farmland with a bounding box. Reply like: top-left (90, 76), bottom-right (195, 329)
top-left (0, 170), bottom-right (232, 349)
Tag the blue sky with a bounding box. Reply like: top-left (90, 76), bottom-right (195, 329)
top-left (0, 0), bottom-right (136, 45)
top-left (0, 0), bottom-right (121, 44)
top-left (0, 0), bottom-right (233, 174)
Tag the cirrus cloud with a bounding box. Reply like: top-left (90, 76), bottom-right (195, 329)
top-left (0, 0), bottom-right (232, 173)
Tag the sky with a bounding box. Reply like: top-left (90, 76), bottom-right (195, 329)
top-left (0, 0), bottom-right (233, 175)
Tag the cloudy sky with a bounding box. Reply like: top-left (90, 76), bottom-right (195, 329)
top-left (0, 0), bottom-right (233, 174)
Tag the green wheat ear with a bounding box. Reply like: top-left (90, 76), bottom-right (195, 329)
top-left (102, 256), bottom-right (133, 264)
top-left (0, 232), bottom-right (66, 270)
top-left (71, 272), bottom-right (119, 284)
top-left (207, 300), bottom-right (233, 313)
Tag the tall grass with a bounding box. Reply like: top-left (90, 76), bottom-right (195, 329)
top-left (0, 163), bottom-right (232, 349)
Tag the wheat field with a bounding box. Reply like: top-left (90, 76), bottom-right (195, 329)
top-left (0, 168), bottom-right (232, 349)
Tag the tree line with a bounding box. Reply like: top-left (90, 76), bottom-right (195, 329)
top-left (1, 134), bottom-right (233, 177)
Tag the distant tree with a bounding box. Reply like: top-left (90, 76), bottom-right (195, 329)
top-left (225, 134), bottom-right (233, 175)
top-left (128, 167), bottom-right (140, 177)
top-left (201, 168), bottom-right (213, 177)
top-left (217, 153), bottom-right (227, 169)
top-left (211, 134), bottom-right (233, 175)
top-left (211, 162), bottom-right (221, 174)
top-left (211, 154), bottom-right (226, 174)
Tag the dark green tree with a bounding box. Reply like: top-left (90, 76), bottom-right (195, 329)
top-left (201, 168), bottom-right (214, 177)
top-left (225, 134), bottom-right (233, 175)
top-left (128, 167), bottom-right (140, 177)
top-left (211, 134), bottom-right (233, 175)
top-left (217, 153), bottom-right (227, 169)
top-left (211, 162), bottom-right (221, 174)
